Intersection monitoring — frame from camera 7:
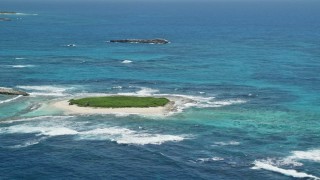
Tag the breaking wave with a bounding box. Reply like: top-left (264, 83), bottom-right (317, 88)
top-left (11, 65), bottom-right (35, 68)
top-left (0, 119), bottom-right (187, 146)
top-left (0, 95), bottom-right (22, 105)
top-left (78, 127), bottom-right (186, 145)
top-left (117, 87), bottom-right (159, 96)
top-left (0, 115), bottom-right (74, 124)
top-left (8, 137), bottom-right (47, 149)
top-left (252, 160), bottom-right (319, 179)
top-left (121, 60), bottom-right (132, 64)
top-left (160, 94), bottom-right (246, 113)
top-left (212, 141), bottom-right (240, 146)
top-left (112, 86), bottom-right (122, 89)
top-left (196, 157), bottom-right (224, 163)
top-left (1, 125), bottom-right (78, 136)
top-left (17, 85), bottom-right (73, 96)
top-left (252, 148), bottom-right (320, 179)
top-left (12, 13), bottom-right (38, 16)
top-left (289, 149), bottom-right (320, 162)
top-left (116, 87), bottom-right (247, 112)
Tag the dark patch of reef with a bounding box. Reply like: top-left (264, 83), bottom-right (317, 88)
top-left (0, 88), bottom-right (29, 96)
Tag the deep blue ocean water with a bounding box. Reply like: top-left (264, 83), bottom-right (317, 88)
top-left (1, 1), bottom-right (320, 179)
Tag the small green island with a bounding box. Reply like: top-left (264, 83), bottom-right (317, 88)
top-left (69, 96), bottom-right (170, 108)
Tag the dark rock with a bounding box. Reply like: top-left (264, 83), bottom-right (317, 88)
top-left (0, 11), bottom-right (17, 14)
top-left (109, 38), bottom-right (169, 44)
top-left (0, 88), bottom-right (29, 96)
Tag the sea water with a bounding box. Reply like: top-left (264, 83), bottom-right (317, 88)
top-left (0, 1), bottom-right (320, 179)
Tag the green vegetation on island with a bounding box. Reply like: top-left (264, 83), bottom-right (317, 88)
top-left (69, 96), bottom-right (170, 108)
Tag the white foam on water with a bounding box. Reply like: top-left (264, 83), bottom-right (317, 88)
top-left (116, 134), bottom-right (184, 145)
top-left (197, 157), bottom-right (224, 163)
top-left (0, 117), bottom-right (91, 148)
top-left (0, 87), bottom-right (11, 90)
top-left (1, 115), bottom-right (74, 124)
top-left (112, 86), bottom-right (122, 89)
top-left (30, 103), bottom-right (41, 111)
top-left (1, 119), bottom-right (187, 145)
top-left (207, 99), bottom-right (247, 107)
top-left (81, 127), bottom-right (134, 136)
top-left (65, 44), bottom-right (76, 47)
top-left (17, 85), bottom-right (69, 91)
top-left (78, 127), bottom-right (186, 145)
top-left (17, 85), bottom-right (73, 96)
top-left (253, 157), bottom-right (303, 167)
top-left (121, 60), bottom-right (132, 64)
top-left (14, 57), bottom-right (26, 60)
top-left (197, 158), bottom-right (212, 162)
top-left (279, 158), bottom-right (304, 167)
top-left (252, 160), bottom-right (320, 179)
top-left (118, 87), bottom-right (159, 96)
top-left (289, 149), bottom-right (320, 162)
top-left (256, 148), bottom-right (320, 170)
top-left (9, 137), bottom-right (47, 149)
top-left (114, 113), bottom-right (131, 117)
top-left (41, 127), bottom-right (79, 136)
top-left (158, 93), bottom-right (215, 113)
top-left (2, 125), bottom-right (78, 136)
top-left (136, 87), bottom-right (159, 96)
top-left (212, 157), bottom-right (224, 161)
top-left (252, 149), bottom-right (320, 179)
top-left (181, 98), bottom-right (246, 109)
top-left (212, 141), bottom-right (241, 146)
top-left (7, 65), bottom-right (35, 68)
top-left (0, 95), bottom-right (22, 104)
top-left (73, 92), bottom-right (111, 97)
top-left (158, 93), bottom-right (246, 113)
top-left (14, 13), bottom-right (38, 16)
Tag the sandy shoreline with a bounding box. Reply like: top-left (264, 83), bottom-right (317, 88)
top-left (51, 99), bottom-right (176, 116)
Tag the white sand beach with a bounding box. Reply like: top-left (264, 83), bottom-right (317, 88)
top-left (51, 99), bottom-right (176, 116)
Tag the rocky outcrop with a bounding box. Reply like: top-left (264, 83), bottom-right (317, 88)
top-left (0, 11), bottom-right (17, 15)
top-left (0, 88), bottom-right (29, 96)
top-left (109, 38), bottom-right (169, 44)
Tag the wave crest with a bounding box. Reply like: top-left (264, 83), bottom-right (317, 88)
top-left (0, 95), bottom-right (22, 105)
top-left (196, 157), bottom-right (224, 163)
top-left (289, 149), bottom-right (320, 162)
top-left (10, 65), bottom-right (35, 68)
top-left (17, 85), bottom-right (73, 96)
top-left (252, 148), bottom-right (320, 179)
top-left (252, 160), bottom-right (319, 179)
top-left (212, 141), bottom-right (240, 146)
top-left (0, 121), bottom-right (187, 146)
top-left (121, 60), bottom-right (132, 64)
top-left (79, 127), bottom-right (186, 145)
top-left (8, 137), bottom-right (47, 149)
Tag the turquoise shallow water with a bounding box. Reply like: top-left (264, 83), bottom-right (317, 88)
top-left (0, 1), bottom-right (320, 179)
